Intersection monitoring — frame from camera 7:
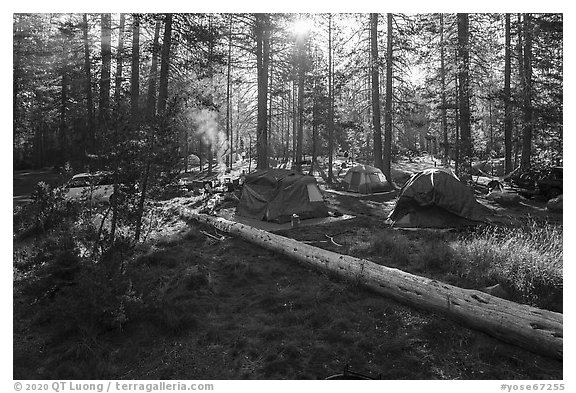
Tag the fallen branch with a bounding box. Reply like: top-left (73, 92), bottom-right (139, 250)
top-left (182, 210), bottom-right (563, 360)
top-left (199, 230), bottom-right (225, 241)
top-left (325, 234), bottom-right (343, 247)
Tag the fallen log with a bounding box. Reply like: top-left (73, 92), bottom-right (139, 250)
top-left (182, 210), bottom-right (563, 360)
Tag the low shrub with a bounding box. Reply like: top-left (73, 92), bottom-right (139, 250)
top-left (14, 182), bottom-right (79, 238)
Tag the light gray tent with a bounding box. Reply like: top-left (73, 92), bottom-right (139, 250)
top-left (341, 164), bottom-right (393, 194)
top-left (388, 168), bottom-right (485, 227)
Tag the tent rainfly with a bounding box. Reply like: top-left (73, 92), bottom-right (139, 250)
top-left (388, 168), bottom-right (485, 228)
top-left (236, 169), bottom-right (329, 223)
top-left (341, 164), bottom-right (393, 194)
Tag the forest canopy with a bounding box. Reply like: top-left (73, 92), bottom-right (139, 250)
top-left (13, 13), bottom-right (562, 177)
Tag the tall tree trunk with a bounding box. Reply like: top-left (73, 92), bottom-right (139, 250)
top-left (115, 13), bottom-right (125, 104)
top-left (111, 13), bottom-right (124, 244)
top-left (285, 87), bottom-right (291, 161)
top-left (111, 13), bottom-right (124, 243)
top-left (489, 100), bottom-right (494, 156)
top-left (82, 14), bottom-right (95, 154)
top-left (520, 13), bottom-right (533, 171)
top-left (439, 14), bottom-right (449, 166)
top-left (454, 68), bottom-right (460, 176)
top-left (268, 37), bottom-right (274, 164)
top-left (370, 13), bottom-right (383, 171)
top-left (516, 14), bottom-right (525, 168)
top-left (99, 14), bottom-right (112, 128)
top-left (59, 36), bottom-right (69, 166)
top-left (255, 13), bottom-right (270, 170)
top-left (130, 14), bottom-right (140, 122)
top-left (207, 14), bottom-right (215, 175)
top-left (14, 15), bottom-right (23, 141)
top-left (147, 18), bottom-right (161, 119)
top-left (281, 96), bottom-right (287, 161)
top-left (327, 14), bottom-right (335, 183)
top-left (504, 13), bottom-right (513, 174)
top-left (457, 13), bottom-right (472, 179)
top-left (158, 13), bottom-right (173, 117)
top-left (292, 78), bottom-right (297, 165)
top-left (383, 13), bottom-right (393, 183)
top-left (226, 14), bottom-right (233, 169)
top-left (310, 54), bottom-right (318, 175)
top-left (295, 30), bottom-right (305, 173)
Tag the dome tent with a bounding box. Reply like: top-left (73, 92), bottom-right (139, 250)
top-left (341, 164), bottom-right (393, 194)
top-left (236, 169), bottom-right (329, 223)
top-left (388, 168), bottom-right (485, 228)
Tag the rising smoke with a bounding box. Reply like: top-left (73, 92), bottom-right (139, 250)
top-left (190, 108), bottom-right (229, 170)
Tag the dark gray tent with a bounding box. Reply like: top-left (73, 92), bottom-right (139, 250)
top-left (236, 169), bottom-right (329, 223)
top-left (388, 168), bottom-right (485, 227)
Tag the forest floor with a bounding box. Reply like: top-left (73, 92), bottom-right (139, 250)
top-left (13, 157), bottom-right (563, 380)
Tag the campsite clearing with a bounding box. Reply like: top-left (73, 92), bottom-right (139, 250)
top-left (13, 157), bottom-right (563, 379)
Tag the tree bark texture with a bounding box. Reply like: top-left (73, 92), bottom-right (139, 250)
top-left (504, 14), bottom-right (513, 175)
top-left (370, 13), bottom-right (383, 172)
top-left (457, 14), bottom-right (472, 178)
top-left (99, 13), bottom-right (112, 127)
top-left (440, 14), bottom-right (449, 165)
top-left (521, 13), bottom-right (534, 171)
top-left (59, 41), bottom-right (69, 164)
top-left (383, 13), bottom-right (393, 183)
top-left (226, 14), bottom-right (233, 169)
top-left (147, 18), bottom-right (161, 119)
top-left (255, 13), bottom-right (270, 170)
top-left (14, 15), bottom-right (23, 139)
top-left (158, 13), bottom-right (173, 117)
top-left (130, 14), bottom-right (140, 122)
top-left (327, 14), bottom-right (335, 183)
top-left (183, 211), bottom-right (562, 361)
top-left (295, 28), bottom-right (305, 172)
top-left (115, 13), bottom-right (125, 104)
top-left (82, 14), bottom-right (95, 152)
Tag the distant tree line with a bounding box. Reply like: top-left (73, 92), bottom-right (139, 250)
top-left (14, 13), bottom-right (562, 180)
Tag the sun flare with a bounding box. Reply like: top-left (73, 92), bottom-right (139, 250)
top-left (291, 18), bottom-right (313, 36)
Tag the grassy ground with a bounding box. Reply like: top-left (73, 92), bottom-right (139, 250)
top-left (277, 217), bottom-right (563, 313)
top-left (13, 215), bottom-right (562, 380)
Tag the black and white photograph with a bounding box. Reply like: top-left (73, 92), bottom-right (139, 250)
top-left (11, 8), bottom-right (564, 388)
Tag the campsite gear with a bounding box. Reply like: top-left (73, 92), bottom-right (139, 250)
top-left (341, 164), bottom-right (393, 194)
top-left (487, 179), bottom-right (504, 193)
top-left (291, 214), bottom-right (300, 227)
top-left (236, 169), bottom-right (329, 223)
top-left (387, 168), bottom-right (485, 228)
